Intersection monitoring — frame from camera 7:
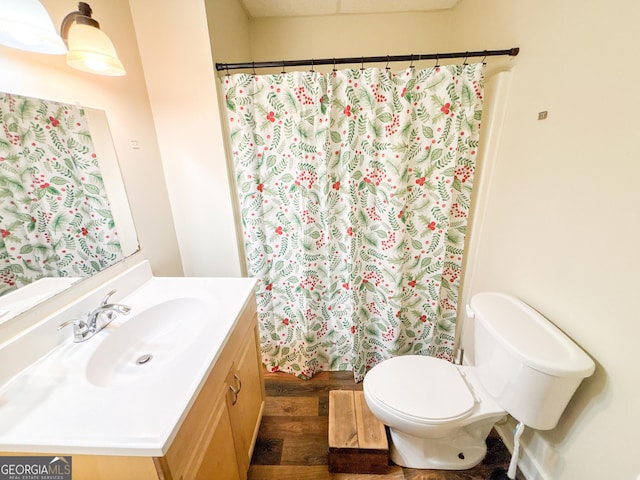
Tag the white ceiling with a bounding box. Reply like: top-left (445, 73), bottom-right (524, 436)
top-left (241, 0), bottom-right (459, 18)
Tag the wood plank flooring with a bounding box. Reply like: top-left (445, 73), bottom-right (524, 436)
top-left (248, 371), bottom-right (518, 480)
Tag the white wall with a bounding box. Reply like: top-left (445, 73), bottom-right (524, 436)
top-left (0, 0), bottom-right (183, 337)
top-left (249, 10), bottom-right (454, 66)
top-left (129, 0), bottom-right (249, 278)
top-left (205, 0), bottom-right (253, 64)
top-left (451, 1), bottom-right (640, 479)
top-left (205, 0), bottom-right (255, 276)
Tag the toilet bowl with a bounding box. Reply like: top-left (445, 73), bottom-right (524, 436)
top-left (364, 355), bottom-right (505, 469)
top-left (363, 292), bottom-right (595, 470)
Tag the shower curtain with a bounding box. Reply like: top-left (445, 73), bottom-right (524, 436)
top-left (223, 63), bottom-right (484, 381)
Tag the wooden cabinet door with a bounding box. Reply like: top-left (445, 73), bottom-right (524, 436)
top-left (226, 325), bottom-right (265, 476)
top-left (192, 398), bottom-right (241, 480)
top-left (163, 383), bottom-right (241, 480)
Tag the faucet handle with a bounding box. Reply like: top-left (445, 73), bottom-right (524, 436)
top-left (58, 315), bottom-right (91, 342)
top-left (100, 289), bottom-right (118, 306)
top-left (57, 319), bottom-right (75, 331)
top-left (58, 314), bottom-right (89, 330)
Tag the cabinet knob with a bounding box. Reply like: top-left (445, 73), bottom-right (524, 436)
top-left (229, 373), bottom-right (242, 406)
top-left (229, 385), bottom-right (238, 405)
top-left (229, 384), bottom-right (239, 406)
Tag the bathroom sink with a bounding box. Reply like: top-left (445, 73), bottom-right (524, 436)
top-left (85, 297), bottom-right (211, 388)
top-left (0, 261), bottom-right (259, 456)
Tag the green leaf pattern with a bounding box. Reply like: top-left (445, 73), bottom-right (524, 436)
top-left (223, 64), bottom-right (484, 381)
top-left (0, 93), bottom-right (122, 296)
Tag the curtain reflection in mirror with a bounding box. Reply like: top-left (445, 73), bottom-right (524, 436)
top-left (0, 93), bottom-right (123, 296)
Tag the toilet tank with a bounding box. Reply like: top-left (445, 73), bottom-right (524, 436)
top-left (469, 292), bottom-right (595, 430)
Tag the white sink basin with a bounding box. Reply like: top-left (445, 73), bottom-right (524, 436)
top-left (86, 297), bottom-right (210, 388)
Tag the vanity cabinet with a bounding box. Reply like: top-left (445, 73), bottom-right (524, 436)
top-left (157, 296), bottom-right (265, 480)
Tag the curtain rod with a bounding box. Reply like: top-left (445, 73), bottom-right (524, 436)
top-left (215, 47), bottom-right (519, 72)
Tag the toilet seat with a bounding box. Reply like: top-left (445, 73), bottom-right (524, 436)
top-left (364, 355), bottom-right (476, 425)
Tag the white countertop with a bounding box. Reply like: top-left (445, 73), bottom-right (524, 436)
top-left (0, 262), bottom-right (256, 456)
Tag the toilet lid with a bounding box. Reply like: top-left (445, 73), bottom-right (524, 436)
top-left (364, 355), bottom-right (476, 424)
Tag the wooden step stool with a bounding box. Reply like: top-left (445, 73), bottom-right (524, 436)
top-left (328, 390), bottom-right (389, 474)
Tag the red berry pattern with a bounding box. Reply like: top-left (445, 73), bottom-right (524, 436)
top-left (385, 113), bottom-right (400, 136)
top-left (455, 164), bottom-right (473, 183)
top-left (294, 86), bottom-right (315, 105)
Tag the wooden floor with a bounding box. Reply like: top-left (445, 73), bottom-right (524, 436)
top-left (248, 371), bottom-right (518, 480)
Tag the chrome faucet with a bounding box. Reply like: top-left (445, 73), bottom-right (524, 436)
top-left (58, 289), bottom-right (131, 342)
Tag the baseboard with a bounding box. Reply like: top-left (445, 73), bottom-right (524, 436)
top-left (495, 419), bottom-right (547, 480)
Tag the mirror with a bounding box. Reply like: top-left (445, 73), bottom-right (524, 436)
top-left (0, 92), bottom-right (139, 321)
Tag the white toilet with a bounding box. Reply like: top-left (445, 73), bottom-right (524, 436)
top-left (363, 292), bottom-right (595, 470)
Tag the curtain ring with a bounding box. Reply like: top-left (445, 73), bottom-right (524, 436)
top-left (410, 54), bottom-right (415, 69)
top-left (385, 55), bottom-right (391, 70)
top-left (225, 64), bottom-right (230, 77)
top-left (281, 60), bottom-right (285, 74)
top-left (481, 50), bottom-right (488, 65)
top-left (361, 56), bottom-right (365, 71)
top-left (310, 59), bottom-right (314, 73)
top-left (252, 61), bottom-right (256, 76)
top-left (435, 53), bottom-right (439, 68)
top-left (463, 51), bottom-right (469, 65)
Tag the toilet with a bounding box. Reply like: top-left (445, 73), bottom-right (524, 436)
top-left (363, 292), bottom-right (595, 470)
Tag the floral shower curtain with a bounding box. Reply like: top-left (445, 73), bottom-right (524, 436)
top-left (224, 63), bottom-right (484, 381)
top-left (0, 93), bottom-right (122, 296)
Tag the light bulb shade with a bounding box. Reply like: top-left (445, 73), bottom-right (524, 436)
top-left (0, 0), bottom-right (66, 54)
top-left (66, 22), bottom-right (125, 76)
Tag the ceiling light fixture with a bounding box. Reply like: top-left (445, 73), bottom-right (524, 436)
top-left (0, 0), bottom-right (66, 54)
top-left (60, 2), bottom-right (125, 76)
